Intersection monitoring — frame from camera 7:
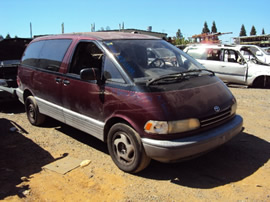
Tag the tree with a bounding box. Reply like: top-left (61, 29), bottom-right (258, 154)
top-left (239, 24), bottom-right (247, 36)
top-left (250, 25), bottom-right (257, 36)
top-left (202, 21), bottom-right (210, 34)
top-left (176, 29), bottom-right (183, 39)
top-left (262, 28), bottom-right (265, 35)
top-left (174, 29), bottom-right (189, 45)
top-left (5, 33), bottom-right (11, 39)
top-left (211, 21), bottom-right (217, 33)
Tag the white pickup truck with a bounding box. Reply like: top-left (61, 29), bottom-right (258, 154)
top-left (184, 44), bottom-right (270, 88)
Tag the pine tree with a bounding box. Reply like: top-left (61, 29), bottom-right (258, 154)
top-left (176, 29), bottom-right (183, 39)
top-left (211, 21), bottom-right (217, 33)
top-left (5, 33), bottom-right (11, 39)
top-left (239, 24), bottom-right (247, 36)
top-left (250, 25), bottom-right (257, 36)
top-left (262, 28), bottom-right (265, 35)
top-left (202, 22), bottom-right (210, 34)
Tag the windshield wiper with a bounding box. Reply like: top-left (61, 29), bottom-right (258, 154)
top-left (147, 73), bottom-right (184, 86)
top-left (181, 69), bottom-right (215, 75)
top-left (146, 69), bottom-right (215, 86)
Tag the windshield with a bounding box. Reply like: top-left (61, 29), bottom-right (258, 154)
top-left (261, 47), bottom-right (270, 55)
top-left (103, 39), bottom-right (205, 83)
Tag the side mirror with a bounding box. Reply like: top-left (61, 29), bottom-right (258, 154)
top-left (80, 68), bottom-right (100, 81)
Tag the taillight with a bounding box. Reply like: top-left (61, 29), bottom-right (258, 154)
top-left (17, 77), bottom-right (21, 87)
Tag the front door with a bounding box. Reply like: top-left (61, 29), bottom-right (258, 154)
top-left (61, 41), bottom-right (105, 140)
top-left (218, 49), bottom-right (248, 84)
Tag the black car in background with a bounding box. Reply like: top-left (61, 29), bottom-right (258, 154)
top-left (0, 38), bottom-right (32, 88)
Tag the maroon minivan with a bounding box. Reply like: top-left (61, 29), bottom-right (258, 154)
top-left (17, 32), bottom-right (243, 173)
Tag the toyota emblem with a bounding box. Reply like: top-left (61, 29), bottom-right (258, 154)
top-left (214, 106), bottom-right (220, 112)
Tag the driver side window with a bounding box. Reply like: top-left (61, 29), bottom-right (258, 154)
top-left (69, 42), bottom-right (103, 76)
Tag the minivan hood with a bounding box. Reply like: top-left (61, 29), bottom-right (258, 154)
top-left (150, 78), bottom-right (234, 121)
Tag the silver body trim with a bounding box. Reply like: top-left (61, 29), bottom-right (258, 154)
top-left (33, 96), bottom-right (105, 141)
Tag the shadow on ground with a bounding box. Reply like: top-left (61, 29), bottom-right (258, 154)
top-left (139, 132), bottom-right (270, 188)
top-left (0, 99), bottom-right (25, 114)
top-left (0, 118), bottom-right (56, 199)
top-left (36, 118), bottom-right (270, 190)
top-left (41, 118), bottom-right (108, 154)
top-left (46, 120), bottom-right (270, 189)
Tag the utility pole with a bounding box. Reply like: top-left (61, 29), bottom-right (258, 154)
top-left (62, 23), bottom-right (64, 34)
top-left (30, 22), bottom-right (32, 38)
top-left (91, 23), bottom-right (95, 32)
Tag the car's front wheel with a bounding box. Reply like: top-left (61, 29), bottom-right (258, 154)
top-left (107, 123), bottom-right (151, 173)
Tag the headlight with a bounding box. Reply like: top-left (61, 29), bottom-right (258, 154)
top-left (230, 101), bottom-right (237, 115)
top-left (144, 121), bottom-right (168, 134)
top-left (144, 119), bottom-right (200, 134)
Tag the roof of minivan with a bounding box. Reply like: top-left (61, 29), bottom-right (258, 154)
top-left (35, 32), bottom-right (160, 41)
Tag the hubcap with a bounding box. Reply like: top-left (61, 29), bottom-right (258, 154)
top-left (113, 133), bottom-right (135, 164)
top-left (28, 104), bottom-right (35, 120)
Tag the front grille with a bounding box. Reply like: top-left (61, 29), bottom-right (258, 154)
top-left (200, 107), bottom-right (232, 128)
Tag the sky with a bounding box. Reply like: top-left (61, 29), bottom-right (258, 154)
top-left (1, 0), bottom-right (269, 44)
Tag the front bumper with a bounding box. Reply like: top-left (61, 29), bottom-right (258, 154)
top-left (142, 115), bottom-right (243, 162)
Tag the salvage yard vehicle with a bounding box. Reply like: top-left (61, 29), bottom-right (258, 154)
top-left (0, 38), bottom-right (31, 100)
top-left (184, 44), bottom-right (270, 88)
top-left (0, 38), bottom-right (31, 88)
top-left (17, 32), bottom-right (243, 173)
top-left (236, 45), bottom-right (270, 64)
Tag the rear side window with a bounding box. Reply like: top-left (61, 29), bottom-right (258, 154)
top-left (21, 40), bottom-right (45, 67)
top-left (22, 39), bottom-right (72, 72)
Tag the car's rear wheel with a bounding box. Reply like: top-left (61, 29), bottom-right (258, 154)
top-left (25, 96), bottom-right (45, 126)
top-left (107, 123), bottom-right (151, 173)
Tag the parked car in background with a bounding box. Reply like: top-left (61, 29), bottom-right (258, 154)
top-left (0, 38), bottom-right (31, 100)
top-left (184, 44), bottom-right (270, 88)
top-left (0, 38), bottom-right (31, 88)
top-left (236, 45), bottom-right (270, 64)
top-left (17, 32), bottom-right (243, 173)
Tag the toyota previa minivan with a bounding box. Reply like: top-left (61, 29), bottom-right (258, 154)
top-left (17, 32), bottom-right (243, 173)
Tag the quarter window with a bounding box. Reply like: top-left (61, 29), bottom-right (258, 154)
top-left (103, 56), bottom-right (125, 83)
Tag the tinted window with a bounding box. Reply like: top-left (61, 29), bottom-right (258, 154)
top-left (21, 40), bottom-right (45, 67)
top-left (22, 39), bottom-right (72, 72)
top-left (39, 39), bottom-right (72, 71)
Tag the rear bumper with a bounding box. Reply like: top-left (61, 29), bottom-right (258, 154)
top-left (142, 115), bottom-right (243, 162)
top-left (0, 85), bottom-right (17, 101)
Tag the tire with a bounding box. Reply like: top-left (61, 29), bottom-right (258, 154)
top-left (107, 123), bottom-right (151, 173)
top-left (25, 96), bottom-right (46, 126)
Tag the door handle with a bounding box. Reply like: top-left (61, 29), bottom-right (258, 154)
top-left (63, 79), bottom-right (70, 86)
top-left (55, 77), bottom-right (62, 84)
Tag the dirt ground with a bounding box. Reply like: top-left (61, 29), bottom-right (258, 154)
top-left (0, 87), bottom-right (270, 202)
